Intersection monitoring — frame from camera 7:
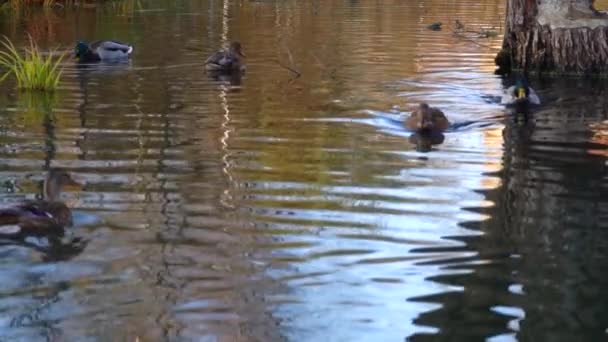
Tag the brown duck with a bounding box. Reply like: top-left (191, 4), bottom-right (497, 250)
top-left (405, 103), bottom-right (450, 133)
top-left (0, 169), bottom-right (82, 237)
top-left (204, 41), bottom-right (246, 73)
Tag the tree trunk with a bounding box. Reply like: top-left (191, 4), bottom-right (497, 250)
top-left (497, 0), bottom-right (608, 74)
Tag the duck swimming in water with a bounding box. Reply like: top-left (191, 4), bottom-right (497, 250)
top-left (0, 169), bottom-right (83, 237)
top-left (205, 41), bottom-right (246, 73)
top-left (501, 81), bottom-right (541, 106)
top-left (405, 103), bottom-right (450, 133)
top-left (75, 40), bottom-right (133, 62)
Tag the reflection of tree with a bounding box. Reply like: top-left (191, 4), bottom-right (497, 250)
top-left (408, 82), bottom-right (608, 341)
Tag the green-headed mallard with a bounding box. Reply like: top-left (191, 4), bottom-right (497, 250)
top-left (75, 40), bottom-right (133, 63)
top-left (0, 169), bottom-right (83, 237)
top-left (501, 81), bottom-right (541, 106)
top-left (205, 41), bottom-right (246, 73)
top-left (405, 103), bottom-right (450, 133)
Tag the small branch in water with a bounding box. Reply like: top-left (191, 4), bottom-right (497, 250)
top-left (450, 20), bottom-right (498, 49)
top-left (452, 32), bottom-right (494, 49)
top-left (276, 38), bottom-right (301, 82)
top-left (276, 60), bottom-right (301, 79)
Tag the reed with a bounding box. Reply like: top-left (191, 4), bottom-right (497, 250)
top-left (3, 0), bottom-right (58, 10)
top-left (0, 36), bottom-right (65, 91)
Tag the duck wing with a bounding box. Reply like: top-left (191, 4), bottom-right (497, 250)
top-left (500, 86), bottom-right (517, 105)
top-left (205, 50), bottom-right (228, 66)
top-left (0, 201), bottom-right (70, 236)
top-left (528, 87), bottom-right (541, 105)
top-left (18, 201), bottom-right (72, 226)
top-left (0, 205), bottom-right (53, 236)
top-left (92, 40), bottom-right (133, 54)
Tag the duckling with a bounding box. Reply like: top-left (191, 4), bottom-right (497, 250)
top-left (75, 40), bottom-right (133, 63)
top-left (205, 41), bottom-right (246, 73)
top-left (0, 169), bottom-right (83, 237)
top-left (405, 103), bottom-right (450, 133)
top-left (501, 81), bottom-right (541, 106)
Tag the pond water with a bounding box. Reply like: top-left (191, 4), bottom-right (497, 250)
top-left (1, 0), bottom-right (608, 341)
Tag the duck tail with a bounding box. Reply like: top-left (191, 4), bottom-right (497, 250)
top-left (0, 209), bottom-right (21, 225)
top-left (127, 45), bottom-right (134, 55)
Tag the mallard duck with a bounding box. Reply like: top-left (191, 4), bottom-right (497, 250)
top-left (405, 103), bottom-right (450, 133)
top-left (205, 41), bottom-right (246, 73)
top-left (0, 169), bottom-right (83, 237)
top-left (501, 81), bottom-right (541, 106)
top-left (75, 40), bottom-right (133, 62)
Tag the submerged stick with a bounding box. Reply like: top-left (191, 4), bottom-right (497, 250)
top-left (276, 37), bottom-right (301, 81)
top-left (276, 60), bottom-right (301, 79)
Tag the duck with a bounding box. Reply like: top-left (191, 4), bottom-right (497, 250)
top-left (501, 81), bottom-right (541, 106)
top-left (427, 22), bottom-right (442, 31)
top-left (0, 169), bottom-right (83, 237)
top-left (74, 40), bottom-right (133, 62)
top-left (405, 103), bottom-right (450, 133)
top-left (204, 41), bottom-right (246, 73)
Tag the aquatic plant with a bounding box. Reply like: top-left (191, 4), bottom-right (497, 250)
top-left (2, 0), bottom-right (58, 10)
top-left (1, 0), bottom-right (134, 11)
top-left (0, 36), bottom-right (65, 91)
top-left (16, 90), bottom-right (58, 126)
top-left (107, 0), bottom-right (142, 16)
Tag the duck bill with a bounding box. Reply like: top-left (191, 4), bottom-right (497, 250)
top-left (517, 88), bottom-right (526, 99)
top-left (239, 51), bottom-right (246, 57)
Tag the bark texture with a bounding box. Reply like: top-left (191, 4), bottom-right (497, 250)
top-left (499, 0), bottom-right (608, 74)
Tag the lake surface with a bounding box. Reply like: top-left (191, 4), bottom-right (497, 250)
top-left (1, 0), bottom-right (608, 341)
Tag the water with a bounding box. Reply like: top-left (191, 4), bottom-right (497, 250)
top-left (0, 0), bottom-right (608, 341)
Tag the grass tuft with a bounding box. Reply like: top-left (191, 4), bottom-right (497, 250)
top-left (0, 36), bottom-right (65, 91)
top-left (6, 0), bottom-right (57, 9)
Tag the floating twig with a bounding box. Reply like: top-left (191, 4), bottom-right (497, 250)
top-left (450, 20), bottom-right (497, 49)
top-left (276, 60), bottom-right (301, 79)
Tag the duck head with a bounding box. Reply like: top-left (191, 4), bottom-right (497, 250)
top-left (415, 103), bottom-right (436, 130)
top-left (74, 41), bottom-right (89, 59)
top-left (514, 80), bottom-right (528, 100)
top-left (405, 103), bottom-right (450, 133)
top-left (44, 169), bottom-right (84, 201)
top-left (229, 41), bottom-right (245, 57)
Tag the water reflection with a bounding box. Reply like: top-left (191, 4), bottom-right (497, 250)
top-left (409, 131), bottom-right (446, 152)
top-left (207, 69), bottom-right (243, 86)
top-left (0, 0), bottom-right (607, 341)
top-left (0, 236), bottom-right (87, 262)
top-left (409, 79), bottom-right (608, 341)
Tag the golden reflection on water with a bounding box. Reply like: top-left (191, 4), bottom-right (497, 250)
top-left (2, 0), bottom-right (608, 341)
top-left (0, 0), bottom-right (509, 339)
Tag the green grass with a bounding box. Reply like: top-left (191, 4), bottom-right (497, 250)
top-left (0, 36), bottom-right (65, 91)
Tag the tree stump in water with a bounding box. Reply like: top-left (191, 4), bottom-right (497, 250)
top-left (498, 0), bottom-right (608, 74)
